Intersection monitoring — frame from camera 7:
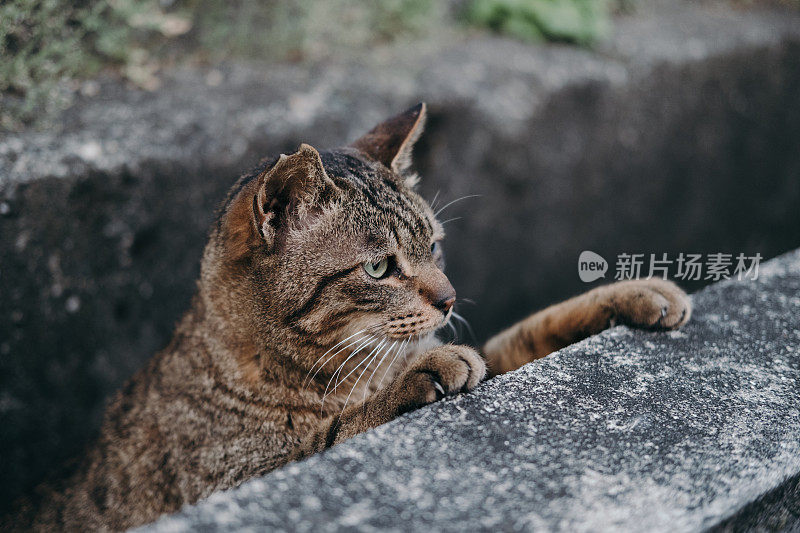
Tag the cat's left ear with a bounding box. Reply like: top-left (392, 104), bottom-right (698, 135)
top-left (351, 102), bottom-right (427, 186)
top-left (251, 143), bottom-right (334, 249)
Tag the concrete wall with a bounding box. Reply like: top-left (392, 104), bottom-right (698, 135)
top-left (141, 249), bottom-right (800, 532)
top-left (1, 1), bottom-right (800, 509)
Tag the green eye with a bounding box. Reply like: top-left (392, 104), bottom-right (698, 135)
top-left (364, 258), bottom-right (389, 279)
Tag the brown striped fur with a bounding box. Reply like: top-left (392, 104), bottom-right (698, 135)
top-left (5, 103), bottom-right (690, 531)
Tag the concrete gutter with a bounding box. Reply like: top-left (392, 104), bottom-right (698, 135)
top-left (142, 249), bottom-right (800, 532)
top-left (2, 0), bottom-right (800, 509)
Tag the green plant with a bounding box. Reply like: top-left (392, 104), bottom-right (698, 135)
top-left (1, 0), bottom-right (446, 130)
top-left (464, 0), bottom-right (611, 45)
top-left (179, 0), bottom-right (444, 61)
top-left (0, 0), bottom-right (188, 129)
top-left (2, 0), bottom-right (625, 132)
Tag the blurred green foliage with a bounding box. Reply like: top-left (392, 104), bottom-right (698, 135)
top-left (0, 0), bottom-right (446, 129)
top-left (464, 0), bottom-right (611, 45)
top-left (1, 0), bottom-right (630, 130)
top-left (182, 0), bottom-right (443, 61)
top-left (4, 0), bottom-right (800, 131)
top-left (0, 0), bottom-right (183, 129)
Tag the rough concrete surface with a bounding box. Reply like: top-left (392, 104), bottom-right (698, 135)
top-left (140, 249), bottom-right (800, 532)
top-left (2, 0), bottom-right (800, 509)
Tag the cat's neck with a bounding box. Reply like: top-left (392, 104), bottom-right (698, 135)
top-left (183, 289), bottom-right (348, 402)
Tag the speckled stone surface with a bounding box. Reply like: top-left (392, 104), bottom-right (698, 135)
top-left (4, 0), bottom-right (800, 511)
top-left (140, 251), bottom-right (800, 532)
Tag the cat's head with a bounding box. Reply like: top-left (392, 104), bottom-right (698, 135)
top-left (204, 104), bottom-right (453, 354)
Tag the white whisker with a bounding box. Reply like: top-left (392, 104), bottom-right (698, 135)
top-left (304, 325), bottom-right (380, 388)
top-left (452, 311), bottom-right (477, 344)
top-left (447, 319), bottom-right (458, 342)
top-left (320, 335), bottom-right (376, 411)
top-left (334, 336), bottom-right (376, 380)
top-left (362, 340), bottom-right (396, 401)
top-left (305, 335), bottom-right (366, 388)
top-left (334, 338), bottom-right (385, 390)
top-left (305, 324), bottom-right (379, 380)
top-left (340, 340), bottom-right (386, 415)
top-left (377, 338), bottom-right (408, 389)
top-left (434, 194), bottom-right (480, 217)
top-left (323, 334), bottom-right (374, 390)
top-left (430, 190), bottom-right (441, 211)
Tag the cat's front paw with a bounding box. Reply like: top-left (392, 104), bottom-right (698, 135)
top-left (600, 279), bottom-right (691, 330)
top-left (395, 345), bottom-right (486, 409)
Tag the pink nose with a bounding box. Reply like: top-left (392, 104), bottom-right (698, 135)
top-left (420, 282), bottom-right (456, 314)
top-left (434, 294), bottom-right (456, 313)
top-left (417, 265), bottom-right (456, 314)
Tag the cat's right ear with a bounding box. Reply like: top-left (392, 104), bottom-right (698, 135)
top-left (351, 103), bottom-right (427, 184)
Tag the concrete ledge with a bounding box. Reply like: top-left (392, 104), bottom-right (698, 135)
top-left (141, 249), bottom-right (800, 532)
top-left (2, 1), bottom-right (800, 507)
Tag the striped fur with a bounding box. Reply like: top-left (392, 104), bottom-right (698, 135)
top-left (5, 104), bottom-right (690, 531)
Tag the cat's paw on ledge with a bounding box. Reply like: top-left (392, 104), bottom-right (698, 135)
top-left (599, 279), bottom-right (692, 331)
top-left (394, 345), bottom-right (486, 407)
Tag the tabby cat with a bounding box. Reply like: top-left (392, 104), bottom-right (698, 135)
top-left (8, 103), bottom-right (690, 531)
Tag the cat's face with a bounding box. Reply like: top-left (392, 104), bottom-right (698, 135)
top-left (273, 148), bottom-right (453, 345)
top-left (210, 104), bottom-right (455, 354)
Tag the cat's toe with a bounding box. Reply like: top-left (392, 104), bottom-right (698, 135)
top-left (606, 279), bottom-right (691, 330)
top-left (652, 281), bottom-right (692, 329)
top-left (400, 345), bottom-right (486, 406)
